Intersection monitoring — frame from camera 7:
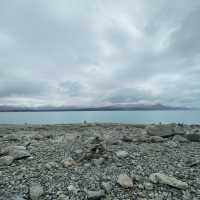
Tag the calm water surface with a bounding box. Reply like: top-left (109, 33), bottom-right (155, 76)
top-left (0, 110), bottom-right (199, 124)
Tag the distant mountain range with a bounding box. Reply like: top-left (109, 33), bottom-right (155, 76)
top-left (0, 103), bottom-right (192, 112)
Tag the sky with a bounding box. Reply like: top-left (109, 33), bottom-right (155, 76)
top-left (0, 0), bottom-right (200, 107)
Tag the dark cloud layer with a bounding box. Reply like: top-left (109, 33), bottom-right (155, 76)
top-left (0, 0), bottom-right (200, 106)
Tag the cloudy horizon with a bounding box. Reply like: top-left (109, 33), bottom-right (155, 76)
top-left (0, 1), bottom-right (200, 107)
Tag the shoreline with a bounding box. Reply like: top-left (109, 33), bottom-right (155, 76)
top-left (1, 122), bottom-right (200, 126)
top-left (0, 123), bottom-right (200, 199)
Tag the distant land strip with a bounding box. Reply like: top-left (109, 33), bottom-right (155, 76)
top-left (0, 104), bottom-right (194, 112)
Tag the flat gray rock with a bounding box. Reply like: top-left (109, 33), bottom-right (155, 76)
top-left (147, 125), bottom-right (177, 138)
top-left (86, 190), bottom-right (105, 200)
top-left (12, 194), bottom-right (26, 200)
top-left (149, 173), bottom-right (188, 189)
top-left (0, 155), bottom-right (14, 166)
top-left (0, 146), bottom-right (30, 160)
top-left (150, 136), bottom-right (165, 143)
top-left (172, 135), bottom-right (189, 143)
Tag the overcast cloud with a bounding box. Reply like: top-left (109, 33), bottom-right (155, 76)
top-left (0, 0), bottom-right (200, 107)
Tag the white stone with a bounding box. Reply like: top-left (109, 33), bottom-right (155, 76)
top-left (116, 150), bottom-right (128, 158)
top-left (117, 174), bottom-right (133, 188)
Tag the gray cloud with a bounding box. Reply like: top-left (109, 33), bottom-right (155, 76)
top-left (0, 80), bottom-right (49, 97)
top-left (59, 81), bottom-right (84, 97)
top-left (0, 0), bottom-right (200, 107)
top-left (171, 8), bottom-right (200, 57)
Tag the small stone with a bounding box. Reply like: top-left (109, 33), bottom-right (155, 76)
top-left (10, 194), bottom-right (26, 200)
top-left (138, 184), bottom-right (144, 189)
top-left (149, 173), bottom-right (188, 189)
top-left (165, 141), bottom-right (179, 148)
top-left (57, 194), bottom-right (69, 200)
top-left (121, 135), bottom-right (133, 142)
top-left (74, 149), bottom-right (83, 154)
top-left (93, 157), bottom-right (104, 166)
top-left (173, 135), bottom-right (189, 143)
top-left (0, 155), bottom-right (14, 166)
top-left (29, 182), bottom-right (44, 200)
top-left (116, 150), bottom-right (128, 158)
top-left (86, 136), bottom-right (103, 144)
top-left (182, 191), bottom-right (192, 200)
top-left (67, 185), bottom-right (79, 194)
top-left (131, 174), bottom-right (142, 182)
top-left (32, 134), bottom-right (43, 141)
top-left (134, 135), bottom-right (150, 143)
top-left (86, 190), bottom-right (105, 199)
top-left (150, 136), bottom-right (165, 143)
top-left (84, 163), bottom-right (91, 167)
top-left (63, 157), bottom-right (77, 168)
top-left (101, 182), bottom-right (112, 193)
top-left (57, 191), bottom-right (64, 196)
top-left (24, 141), bottom-right (31, 148)
top-left (3, 134), bottom-right (20, 142)
top-left (137, 191), bottom-right (145, 198)
top-left (143, 182), bottom-right (153, 190)
top-left (45, 161), bottom-right (59, 170)
top-left (186, 132), bottom-right (200, 142)
top-left (173, 126), bottom-right (185, 135)
top-left (187, 160), bottom-right (200, 167)
top-left (117, 174), bottom-right (133, 188)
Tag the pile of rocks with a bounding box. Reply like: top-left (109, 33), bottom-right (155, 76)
top-left (0, 123), bottom-right (200, 199)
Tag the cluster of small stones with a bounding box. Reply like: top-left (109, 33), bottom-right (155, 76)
top-left (0, 123), bottom-right (200, 200)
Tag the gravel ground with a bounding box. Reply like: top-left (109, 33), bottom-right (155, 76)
top-left (0, 123), bottom-right (200, 200)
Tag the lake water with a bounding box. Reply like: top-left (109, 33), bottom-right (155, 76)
top-left (0, 110), bottom-right (199, 124)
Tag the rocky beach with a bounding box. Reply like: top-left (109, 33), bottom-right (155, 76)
top-left (0, 123), bottom-right (200, 200)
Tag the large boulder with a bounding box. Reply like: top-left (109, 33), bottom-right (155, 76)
top-left (0, 146), bottom-right (30, 160)
top-left (146, 125), bottom-right (184, 138)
